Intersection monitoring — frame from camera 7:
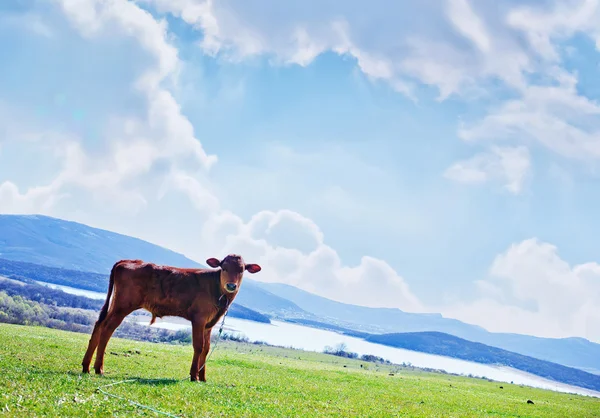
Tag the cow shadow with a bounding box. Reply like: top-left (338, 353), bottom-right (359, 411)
top-left (69, 370), bottom-right (184, 386)
top-left (133, 377), bottom-right (183, 386)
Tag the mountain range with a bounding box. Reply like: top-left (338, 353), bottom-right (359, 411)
top-left (1, 214), bottom-right (600, 376)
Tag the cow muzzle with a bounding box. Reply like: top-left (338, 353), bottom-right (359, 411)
top-left (225, 283), bottom-right (238, 293)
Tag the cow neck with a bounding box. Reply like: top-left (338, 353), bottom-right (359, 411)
top-left (216, 293), bottom-right (233, 310)
top-left (210, 270), bottom-right (233, 311)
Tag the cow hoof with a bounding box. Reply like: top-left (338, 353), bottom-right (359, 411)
top-left (82, 367), bottom-right (90, 374)
top-left (94, 369), bottom-right (104, 376)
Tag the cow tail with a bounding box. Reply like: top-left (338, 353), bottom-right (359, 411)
top-left (98, 262), bottom-right (117, 324)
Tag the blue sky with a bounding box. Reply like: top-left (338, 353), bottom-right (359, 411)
top-left (1, 0), bottom-right (600, 342)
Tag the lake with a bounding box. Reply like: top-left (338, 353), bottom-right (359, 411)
top-left (35, 281), bottom-right (600, 398)
top-left (35, 280), bottom-right (109, 300)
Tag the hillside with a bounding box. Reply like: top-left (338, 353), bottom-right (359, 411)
top-left (2, 214), bottom-right (600, 376)
top-left (0, 214), bottom-right (201, 274)
top-left (0, 258), bottom-right (111, 293)
top-left (2, 324), bottom-right (599, 417)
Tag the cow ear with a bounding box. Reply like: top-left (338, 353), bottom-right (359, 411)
top-left (245, 264), bottom-right (261, 274)
top-left (206, 258), bottom-right (221, 268)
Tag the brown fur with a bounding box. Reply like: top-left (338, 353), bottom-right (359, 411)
top-left (81, 254), bottom-right (261, 382)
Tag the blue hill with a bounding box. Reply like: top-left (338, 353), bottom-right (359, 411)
top-left (253, 280), bottom-right (600, 376)
top-left (0, 214), bottom-right (199, 273)
top-left (253, 281), bottom-right (486, 336)
top-left (366, 332), bottom-right (600, 392)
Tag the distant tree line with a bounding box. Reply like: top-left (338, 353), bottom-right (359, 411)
top-left (227, 304), bottom-right (271, 324)
top-left (0, 290), bottom-right (196, 344)
top-left (0, 258), bottom-right (109, 293)
top-left (0, 291), bottom-right (95, 333)
top-left (0, 279), bottom-right (103, 310)
top-left (283, 318), bottom-right (370, 339)
top-left (0, 275), bottom-right (271, 345)
top-left (323, 343), bottom-right (392, 364)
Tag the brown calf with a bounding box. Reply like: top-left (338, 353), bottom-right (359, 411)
top-left (81, 254), bottom-right (261, 381)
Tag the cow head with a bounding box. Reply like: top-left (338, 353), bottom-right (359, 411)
top-left (206, 254), bottom-right (261, 294)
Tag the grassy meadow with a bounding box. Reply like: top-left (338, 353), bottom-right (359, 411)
top-left (0, 323), bottom-right (598, 417)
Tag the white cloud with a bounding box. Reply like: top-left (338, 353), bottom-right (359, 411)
top-left (57, 0), bottom-right (216, 167)
top-left (0, 0), bottom-right (423, 314)
top-left (0, 0), bottom-right (214, 209)
top-left (246, 210), bottom-right (324, 254)
top-left (197, 209), bottom-right (424, 312)
top-left (141, 0), bottom-right (600, 181)
top-left (0, 181), bottom-right (65, 214)
top-left (443, 238), bottom-right (600, 341)
top-left (143, 0), bottom-right (549, 100)
top-left (507, 0), bottom-right (600, 62)
top-left (451, 2), bottom-right (600, 166)
top-left (0, 0), bottom-right (217, 216)
top-left (160, 169), bottom-right (220, 214)
top-left (444, 146), bottom-right (531, 194)
top-left (447, 0), bottom-right (491, 54)
top-left (459, 79), bottom-right (600, 161)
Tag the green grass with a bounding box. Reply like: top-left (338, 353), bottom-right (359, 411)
top-left (0, 324), bottom-right (598, 417)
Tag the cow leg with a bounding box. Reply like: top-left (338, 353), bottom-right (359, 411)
top-left (198, 328), bottom-right (212, 382)
top-left (82, 320), bottom-right (103, 373)
top-left (93, 311), bottom-right (127, 375)
top-left (189, 320), bottom-right (207, 382)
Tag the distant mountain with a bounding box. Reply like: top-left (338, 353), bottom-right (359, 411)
top-left (366, 332), bottom-right (600, 392)
top-left (254, 281), bottom-right (600, 375)
top-left (0, 258), bottom-right (113, 293)
top-left (2, 214), bottom-right (600, 376)
top-left (0, 215), bottom-right (199, 274)
top-left (233, 282), bottom-right (313, 319)
top-left (464, 332), bottom-right (600, 377)
top-left (252, 281), bottom-right (486, 335)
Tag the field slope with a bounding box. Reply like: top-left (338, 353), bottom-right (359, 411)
top-left (1, 324), bottom-right (599, 417)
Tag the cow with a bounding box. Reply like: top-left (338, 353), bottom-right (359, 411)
top-left (81, 254), bottom-right (261, 382)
